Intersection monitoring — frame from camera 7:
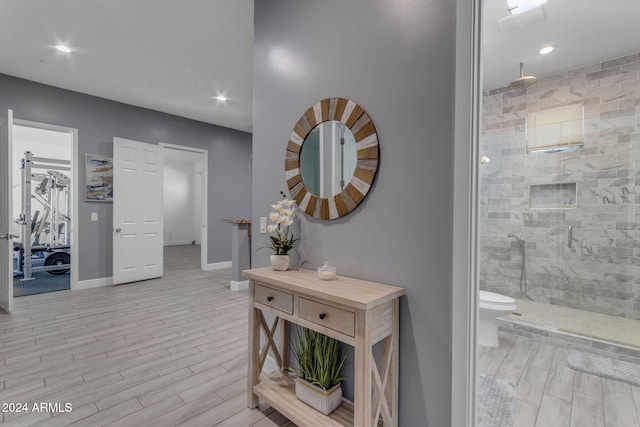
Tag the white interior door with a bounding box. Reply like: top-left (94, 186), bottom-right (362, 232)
top-left (113, 137), bottom-right (163, 285)
top-left (0, 110), bottom-right (14, 312)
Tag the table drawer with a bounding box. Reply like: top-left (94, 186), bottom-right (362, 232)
top-left (299, 298), bottom-right (355, 337)
top-left (254, 283), bottom-right (294, 314)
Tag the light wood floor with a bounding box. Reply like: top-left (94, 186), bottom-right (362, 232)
top-left (479, 332), bottom-right (640, 427)
top-left (0, 245), bottom-right (292, 427)
top-left (13, 245), bottom-right (638, 427)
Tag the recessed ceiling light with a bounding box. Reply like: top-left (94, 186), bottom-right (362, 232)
top-left (55, 44), bottom-right (72, 53)
top-left (215, 95), bottom-right (227, 102)
top-left (539, 46), bottom-right (554, 55)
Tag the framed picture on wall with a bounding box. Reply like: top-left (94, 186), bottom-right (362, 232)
top-left (85, 153), bottom-right (113, 202)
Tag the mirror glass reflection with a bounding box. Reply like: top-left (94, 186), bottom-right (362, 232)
top-left (299, 121), bottom-right (357, 198)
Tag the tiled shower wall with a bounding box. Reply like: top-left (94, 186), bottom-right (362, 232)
top-left (480, 52), bottom-right (640, 319)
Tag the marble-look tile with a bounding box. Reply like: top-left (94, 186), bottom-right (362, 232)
top-left (602, 54), bottom-right (638, 69)
top-left (503, 299), bottom-right (640, 348)
top-left (482, 53), bottom-right (640, 320)
top-left (586, 67), bottom-right (621, 81)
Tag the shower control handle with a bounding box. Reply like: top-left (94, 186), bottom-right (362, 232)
top-left (568, 225), bottom-right (572, 249)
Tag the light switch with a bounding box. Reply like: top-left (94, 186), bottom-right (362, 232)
top-left (91, 212), bottom-right (98, 222)
top-left (260, 217), bottom-right (267, 234)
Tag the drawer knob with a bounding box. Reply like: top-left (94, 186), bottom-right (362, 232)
top-left (267, 296), bottom-right (274, 302)
top-left (319, 313), bottom-right (326, 320)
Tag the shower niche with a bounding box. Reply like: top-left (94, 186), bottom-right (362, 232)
top-left (529, 183), bottom-right (577, 209)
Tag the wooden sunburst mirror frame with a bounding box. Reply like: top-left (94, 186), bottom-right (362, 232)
top-left (285, 97), bottom-right (379, 220)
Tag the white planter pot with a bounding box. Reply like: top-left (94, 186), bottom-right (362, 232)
top-left (295, 378), bottom-right (342, 415)
top-left (270, 254), bottom-right (290, 271)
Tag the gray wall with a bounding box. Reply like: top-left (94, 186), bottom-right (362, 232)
top-left (0, 73), bottom-right (252, 281)
top-left (480, 53), bottom-right (640, 319)
top-left (253, 1), bottom-right (456, 425)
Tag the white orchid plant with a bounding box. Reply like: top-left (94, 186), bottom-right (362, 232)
top-left (265, 192), bottom-right (299, 255)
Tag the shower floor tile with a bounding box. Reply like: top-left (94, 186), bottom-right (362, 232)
top-left (505, 299), bottom-right (640, 349)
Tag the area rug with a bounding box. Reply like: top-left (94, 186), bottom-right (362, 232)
top-left (566, 348), bottom-right (640, 387)
top-left (477, 374), bottom-right (517, 427)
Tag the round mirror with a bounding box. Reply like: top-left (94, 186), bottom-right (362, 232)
top-left (285, 97), bottom-right (379, 220)
top-left (299, 121), bottom-right (357, 198)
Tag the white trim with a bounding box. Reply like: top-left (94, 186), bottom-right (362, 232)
top-left (230, 280), bottom-right (249, 291)
top-left (452, 0), bottom-right (480, 426)
top-left (202, 261), bottom-right (231, 271)
top-left (159, 142), bottom-right (208, 273)
top-left (1, 109), bottom-right (13, 313)
top-left (163, 241), bottom-right (198, 247)
top-left (331, 120), bottom-right (337, 195)
top-left (13, 119), bottom-right (79, 292)
top-left (318, 124), bottom-right (324, 197)
top-left (74, 276), bottom-right (114, 290)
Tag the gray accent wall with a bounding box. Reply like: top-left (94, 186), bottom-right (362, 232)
top-left (0, 73), bottom-right (251, 281)
top-left (480, 53), bottom-right (640, 318)
top-left (253, 1), bottom-right (456, 425)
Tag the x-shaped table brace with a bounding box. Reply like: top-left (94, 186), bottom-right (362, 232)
top-left (258, 311), bottom-right (284, 372)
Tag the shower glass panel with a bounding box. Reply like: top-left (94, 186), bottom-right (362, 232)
top-left (479, 52), bottom-right (640, 345)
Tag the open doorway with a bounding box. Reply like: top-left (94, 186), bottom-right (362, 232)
top-left (11, 121), bottom-right (77, 297)
top-left (160, 143), bottom-right (207, 271)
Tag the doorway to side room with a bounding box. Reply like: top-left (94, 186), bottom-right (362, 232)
top-left (12, 121), bottom-right (77, 297)
top-left (160, 143), bottom-right (208, 272)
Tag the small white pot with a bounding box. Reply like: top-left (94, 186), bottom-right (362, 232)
top-left (295, 378), bottom-right (342, 415)
top-left (270, 254), bottom-right (290, 271)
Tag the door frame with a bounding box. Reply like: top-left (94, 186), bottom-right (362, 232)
top-left (452, 0), bottom-right (481, 426)
top-left (13, 118), bottom-right (79, 291)
top-left (1, 109), bottom-right (14, 313)
top-left (159, 142), bottom-right (208, 271)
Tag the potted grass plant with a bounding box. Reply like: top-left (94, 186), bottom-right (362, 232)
top-left (290, 327), bottom-right (348, 415)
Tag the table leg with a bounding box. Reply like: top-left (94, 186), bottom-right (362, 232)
top-left (279, 319), bottom-right (290, 371)
top-left (354, 313), bottom-right (372, 426)
top-left (247, 302), bottom-right (260, 408)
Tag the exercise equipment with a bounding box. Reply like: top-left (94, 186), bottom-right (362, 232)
top-left (13, 151), bottom-right (71, 280)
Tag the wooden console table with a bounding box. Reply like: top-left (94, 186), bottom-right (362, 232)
top-left (244, 267), bottom-right (405, 427)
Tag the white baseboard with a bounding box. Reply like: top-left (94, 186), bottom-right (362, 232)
top-left (230, 280), bottom-right (249, 291)
top-left (263, 354), bottom-right (278, 374)
top-left (202, 261), bottom-right (232, 271)
top-left (74, 277), bottom-right (114, 290)
top-left (163, 241), bottom-right (198, 247)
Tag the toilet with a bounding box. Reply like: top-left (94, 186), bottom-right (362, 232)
top-left (478, 290), bottom-right (517, 347)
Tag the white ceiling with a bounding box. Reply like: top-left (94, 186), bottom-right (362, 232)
top-left (2, 1), bottom-right (638, 132)
top-left (483, 0), bottom-right (640, 90)
top-left (0, 0), bottom-right (254, 132)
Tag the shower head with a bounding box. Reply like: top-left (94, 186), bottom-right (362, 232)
top-left (508, 62), bottom-right (537, 90)
top-left (507, 232), bottom-right (524, 243)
